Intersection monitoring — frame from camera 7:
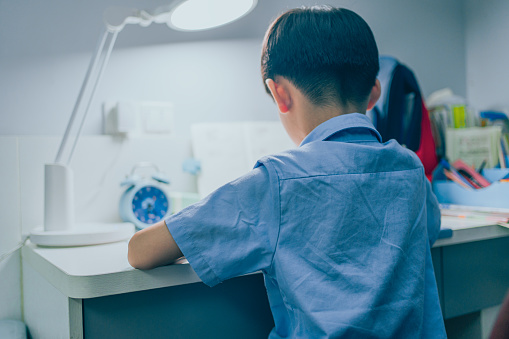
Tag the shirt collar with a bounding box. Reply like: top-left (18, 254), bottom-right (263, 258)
top-left (300, 113), bottom-right (382, 147)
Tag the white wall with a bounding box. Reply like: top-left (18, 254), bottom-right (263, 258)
top-left (0, 40), bottom-right (275, 138)
top-left (465, 0), bottom-right (509, 111)
top-left (0, 0), bottom-right (471, 324)
top-left (0, 0), bottom-right (466, 136)
top-left (0, 138), bottom-right (22, 321)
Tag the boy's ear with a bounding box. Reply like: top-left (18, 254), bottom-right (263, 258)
top-left (366, 79), bottom-right (381, 111)
top-left (265, 78), bottom-right (291, 113)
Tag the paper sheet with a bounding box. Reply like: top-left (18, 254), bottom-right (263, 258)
top-left (445, 126), bottom-right (501, 168)
top-left (441, 215), bottom-right (497, 230)
top-left (191, 121), bottom-right (294, 197)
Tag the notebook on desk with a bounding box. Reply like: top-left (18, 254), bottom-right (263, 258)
top-left (439, 203), bottom-right (509, 239)
top-left (441, 216), bottom-right (497, 231)
top-left (438, 216), bottom-right (494, 239)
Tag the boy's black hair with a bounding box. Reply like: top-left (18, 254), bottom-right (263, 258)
top-left (261, 6), bottom-right (379, 108)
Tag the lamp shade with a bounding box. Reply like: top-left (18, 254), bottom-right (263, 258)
top-left (169, 0), bottom-right (257, 31)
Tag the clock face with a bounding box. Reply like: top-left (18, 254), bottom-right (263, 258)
top-left (131, 185), bottom-right (169, 225)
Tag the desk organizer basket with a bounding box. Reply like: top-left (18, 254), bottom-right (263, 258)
top-left (432, 168), bottom-right (509, 208)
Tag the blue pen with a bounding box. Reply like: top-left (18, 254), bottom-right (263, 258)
top-left (477, 160), bottom-right (487, 173)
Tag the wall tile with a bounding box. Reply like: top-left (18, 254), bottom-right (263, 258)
top-left (0, 252), bottom-right (21, 320)
top-left (0, 137), bottom-right (20, 252)
top-left (0, 136), bottom-right (21, 320)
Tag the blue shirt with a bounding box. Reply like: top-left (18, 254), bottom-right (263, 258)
top-left (165, 113), bottom-right (446, 338)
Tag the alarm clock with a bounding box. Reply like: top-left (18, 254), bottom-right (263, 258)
top-left (119, 163), bottom-right (171, 230)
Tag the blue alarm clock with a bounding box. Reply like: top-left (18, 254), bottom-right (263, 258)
top-left (119, 163), bottom-right (171, 230)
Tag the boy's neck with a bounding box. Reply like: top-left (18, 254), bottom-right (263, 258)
top-left (295, 96), bottom-right (366, 143)
top-left (272, 76), bottom-right (371, 145)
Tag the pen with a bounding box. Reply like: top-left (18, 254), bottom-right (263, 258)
top-left (477, 160), bottom-right (487, 173)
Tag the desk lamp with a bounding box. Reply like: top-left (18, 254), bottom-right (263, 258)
top-left (30, 0), bottom-right (258, 246)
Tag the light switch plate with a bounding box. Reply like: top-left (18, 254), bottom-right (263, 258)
top-left (141, 102), bottom-right (174, 134)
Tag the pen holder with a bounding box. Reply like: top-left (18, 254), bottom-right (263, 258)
top-left (432, 168), bottom-right (509, 208)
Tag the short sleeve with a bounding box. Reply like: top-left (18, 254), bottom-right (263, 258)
top-left (425, 179), bottom-right (441, 245)
top-left (164, 165), bottom-right (279, 287)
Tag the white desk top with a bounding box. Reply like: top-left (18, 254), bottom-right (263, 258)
top-left (434, 218), bottom-right (509, 247)
top-left (22, 220), bottom-right (509, 300)
top-left (22, 240), bottom-right (201, 299)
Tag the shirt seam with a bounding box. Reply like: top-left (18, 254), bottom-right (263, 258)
top-left (278, 166), bottom-right (423, 182)
top-left (328, 139), bottom-right (379, 143)
top-left (264, 158), bottom-right (282, 272)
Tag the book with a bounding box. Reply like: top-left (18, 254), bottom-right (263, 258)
top-left (452, 159), bottom-right (491, 188)
top-left (440, 159), bottom-right (475, 189)
top-left (440, 203), bottom-right (509, 223)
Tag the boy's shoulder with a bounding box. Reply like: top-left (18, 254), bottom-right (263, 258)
top-left (256, 138), bottom-right (423, 182)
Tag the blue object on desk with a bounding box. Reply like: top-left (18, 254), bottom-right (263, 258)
top-left (480, 111), bottom-right (508, 121)
top-left (182, 158), bottom-right (201, 175)
top-left (438, 228), bottom-right (453, 239)
top-left (433, 166), bottom-right (509, 208)
top-left (480, 110), bottom-right (509, 134)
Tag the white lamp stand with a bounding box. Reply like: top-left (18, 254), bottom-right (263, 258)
top-left (30, 163), bottom-right (134, 247)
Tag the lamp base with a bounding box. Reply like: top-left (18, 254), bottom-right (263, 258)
top-left (30, 222), bottom-right (135, 247)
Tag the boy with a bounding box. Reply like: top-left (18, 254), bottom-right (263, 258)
top-left (128, 6), bottom-right (446, 338)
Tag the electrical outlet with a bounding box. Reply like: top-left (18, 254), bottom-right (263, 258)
top-left (103, 101), bottom-right (139, 136)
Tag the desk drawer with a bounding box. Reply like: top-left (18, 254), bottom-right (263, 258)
top-left (82, 273), bottom-right (274, 339)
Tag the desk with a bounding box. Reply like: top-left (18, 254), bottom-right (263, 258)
top-left (22, 224), bottom-right (509, 339)
top-left (432, 224), bottom-right (509, 338)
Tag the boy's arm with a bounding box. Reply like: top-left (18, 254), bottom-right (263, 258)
top-left (128, 220), bottom-right (183, 270)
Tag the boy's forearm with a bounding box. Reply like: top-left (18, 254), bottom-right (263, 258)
top-left (128, 220), bottom-right (183, 270)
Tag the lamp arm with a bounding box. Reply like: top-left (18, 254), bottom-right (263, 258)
top-left (54, 29), bottom-right (118, 164)
top-left (65, 30), bottom-right (118, 165)
top-left (103, 1), bottom-right (186, 32)
top-left (55, 1), bottom-right (187, 165)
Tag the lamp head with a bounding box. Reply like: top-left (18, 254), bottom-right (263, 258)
top-left (168, 0), bottom-right (257, 31)
top-left (103, 0), bottom-right (257, 33)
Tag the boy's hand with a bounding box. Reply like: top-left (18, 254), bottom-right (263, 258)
top-left (128, 220), bottom-right (183, 270)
